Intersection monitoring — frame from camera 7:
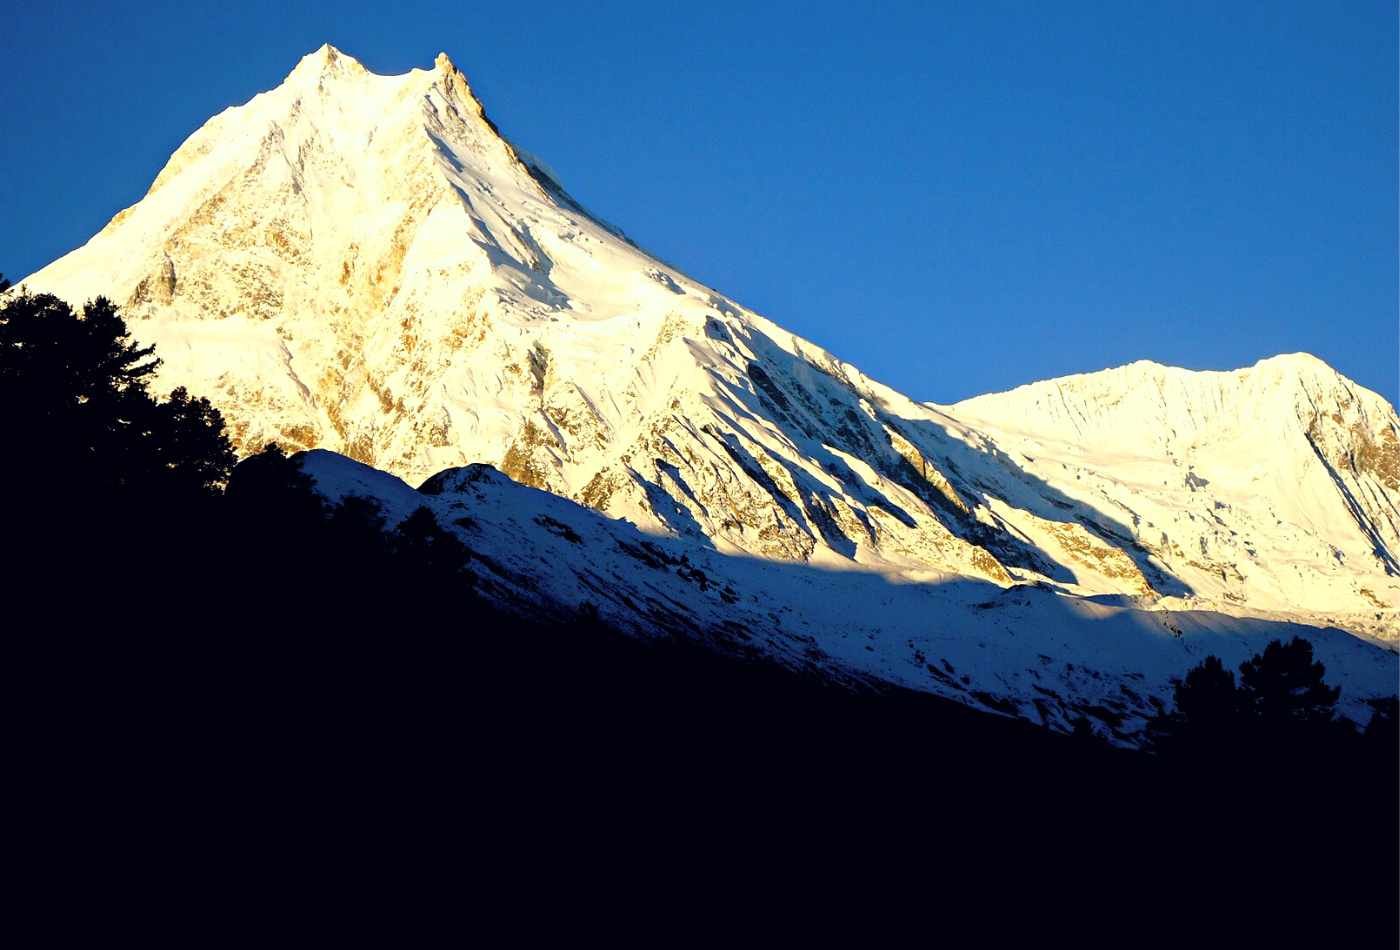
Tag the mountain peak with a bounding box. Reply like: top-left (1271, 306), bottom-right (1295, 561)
top-left (1108, 352), bottom-right (1338, 384)
top-left (429, 50), bottom-right (490, 120)
top-left (1250, 351), bottom-right (1335, 377)
top-left (286, 43), bottom-right (367, 83)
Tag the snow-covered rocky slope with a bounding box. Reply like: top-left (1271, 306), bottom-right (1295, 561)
top-left (943, 356), bottom-right (1400, 642)
top-left (302, 449), bottom-right (1397, 742)
top-left (16, 45), bottom-right (1399, 644)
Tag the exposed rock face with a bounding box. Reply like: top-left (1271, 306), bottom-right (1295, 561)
top-left (17, 46), bottom-right (1400, 640)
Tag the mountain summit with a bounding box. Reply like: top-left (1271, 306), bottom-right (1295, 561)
top-left (18, 46), bottom-right (1400, 642)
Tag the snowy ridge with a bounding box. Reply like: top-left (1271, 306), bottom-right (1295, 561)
top-left (15, 45), bottom-right (1400, 648)
top-left (943, 355), bottom-right (1400, 640)
top-left (301, 449), bottom-right (1397, 743)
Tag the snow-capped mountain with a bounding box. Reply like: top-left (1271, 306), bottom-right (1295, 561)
top-left (16, 45), bottom-right (1399, 659)
top-left (944, 356), bottom-right (1399, 642)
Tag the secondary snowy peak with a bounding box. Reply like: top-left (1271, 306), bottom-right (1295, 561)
top-left (948, 352), bottom-right (1399, 516)
top-left (16, 46), bottom-right (1400, 643)
top-left (950, 353), bottom-right (1392, 453)
top-left (943, 355), bottom-right (1400, 638)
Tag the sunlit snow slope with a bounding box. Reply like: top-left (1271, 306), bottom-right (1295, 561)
top-left (943, 357), bottom-right (1399, 641)
top-left (18, 45), bottom-right (1400, 643)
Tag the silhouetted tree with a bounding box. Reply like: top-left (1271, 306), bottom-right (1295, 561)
top-left (1, 292), bottom-right (234, 600)
top-left (1363, 696), bottom-right (1398, 753)
top-left (325, 494), bottom-right (394, 591)
top-left (217, 443), bottom-right (332, 605)
top-left (217, 444), bottom-right (479, 627)
top-left (225, 443), bottom-right (326, 527)
top-left (0, 293), bottom-right (233, 498)
top-left (1, 292), bottom-right (156, 404)
top-left (1150, 639), bottom-right (1350, 760)
top-left (146, 387), bottom-right (241, 498)
top-left (1237, 637), bottom-right (1341, 729)
top-left (393, 505), bottom-right (473, 587)
top-left (1148, 654), bottom-right (1242, 755)
top-left (1174, 655), bottom-right (1241, 727)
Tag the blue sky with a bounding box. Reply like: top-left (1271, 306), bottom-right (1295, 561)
top-left (3, 1), bottom-right (1395, 404)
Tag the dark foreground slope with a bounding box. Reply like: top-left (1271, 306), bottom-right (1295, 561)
top-left (16, 525), bottom-right (1400, 944)
top-left (4, 291), bottom-right (1395, 943)
top-left (17, 479), bottom-right (1399, 944)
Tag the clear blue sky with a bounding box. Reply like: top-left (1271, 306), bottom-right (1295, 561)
top-left (3, 1), bottom-right (1396, 404)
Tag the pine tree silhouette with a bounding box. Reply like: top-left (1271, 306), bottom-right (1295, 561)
top-left (1, 292), bottom-right (234, 600)
top-left (225, 443), bottom-right (326, 525)
top-left (0, 293), bottom-right (233, 496)
top-left (1149, 654), bottom-right (1242, 755)
top-left (1238, 637), bottom-right (1341, 728)
top-left (1174, 655), bottom-right (1241, 726)
top-left (393, 506), bottom-right (473, 587)
top-left (1150, 638), bottom-right (1349, 761)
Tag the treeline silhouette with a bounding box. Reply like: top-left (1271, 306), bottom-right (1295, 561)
top-left (1151, 638), bottom-right (1396, 760)
top-left (4, 286), bottom-right (1395, 941)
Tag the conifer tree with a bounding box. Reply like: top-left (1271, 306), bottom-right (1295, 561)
top-left (1238, 637), bottom-right (1340, 728)
top-left (393, 506), bottom-right (473, 587)
top-left (1149, 654), bottom-right (1242, 754)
